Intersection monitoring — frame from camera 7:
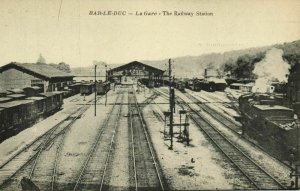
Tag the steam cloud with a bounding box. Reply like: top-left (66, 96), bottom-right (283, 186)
top-left (252, 48), bottom-right (290, 93)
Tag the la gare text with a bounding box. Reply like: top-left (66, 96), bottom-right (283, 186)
top-left (89, 11), bottom-right (214, 17)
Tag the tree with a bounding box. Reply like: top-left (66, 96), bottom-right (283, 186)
top-left (223, 52), bottom-right (265, 79)
top-left (57, 62), bottom-right (71, 73)
top-left (223, 58), bottom-right (236, 76)
top-left (48, 62), bottom-right (71, 73)
top-left (283, 54), bottom-right (300, 67)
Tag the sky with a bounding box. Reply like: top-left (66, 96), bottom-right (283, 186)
top-left (0, 0), bottom-right (299, 67)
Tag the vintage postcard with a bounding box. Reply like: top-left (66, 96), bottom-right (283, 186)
top-left (0, 0), bottom-right (299, 190)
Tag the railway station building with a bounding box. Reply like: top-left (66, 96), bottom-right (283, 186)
top-left (0, 62), bottom-right (74, 93)
top-left (107, 61), bottom-right (165, 85)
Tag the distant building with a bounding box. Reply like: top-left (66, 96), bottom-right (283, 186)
top-left (0, 62), bottom-right (74, 92)
top-left (204, 68), bottom-right (221, 78)
top-left (107, 61), bottom-right (165, 85)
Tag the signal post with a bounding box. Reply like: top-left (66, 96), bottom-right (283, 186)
top-left (163, 58), bottom-right (190, 149)
top-left (169, 59), bottom-right (174, 150)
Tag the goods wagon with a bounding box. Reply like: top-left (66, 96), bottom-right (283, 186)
top-left (39, 92), bottom-right (63, 113)
top-left (186, 79), bottom-right (202, 91)
top-left (173, 79), bottom-right (185, 92)
top-left (68, 83), bottom-right (81, 95)
top-left (80, 83), bottom-right (94, 95)
top-left (0, 99), bottom-right (37, 133)
top-left (96, 81), bottom-right (110, 95)
top-left (200, 78), bottom-right (227, 92)
top-left (0, 91), bottom-right (64, 141)
top-left (187, 78), bottom-right (227, 92)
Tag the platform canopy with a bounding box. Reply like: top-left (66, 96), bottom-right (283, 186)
top-left (107, 61), bottom-right (165, 77)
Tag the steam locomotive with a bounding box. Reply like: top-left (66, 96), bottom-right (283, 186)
top-left (287, 63), bottom-right (300, 118)
top-left (239, 93), bottom-right (299, 162)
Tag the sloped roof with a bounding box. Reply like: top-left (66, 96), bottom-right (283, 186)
top-left (0, 99), bottom-right (34, 108)
top-left (7, 94), bottom-right (27, 99)
top-left (7, 89), bottom-right (24, 94)
top-left (0, 62), bottom-right (74, 80)
top-left (0, 97), bottom-right (12, 103)
top-left (39, 91), bottom-right (63, 97)
top-left (254, 104), bottom-right (293, 111)
top-left (108, 61), bottom-right (165, 74)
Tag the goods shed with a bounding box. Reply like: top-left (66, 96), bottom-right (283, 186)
top-left (0, 62), bottom-right (74, 93)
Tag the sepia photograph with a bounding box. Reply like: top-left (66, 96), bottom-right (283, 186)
top-left (0, 0), bottom-right (300, 190)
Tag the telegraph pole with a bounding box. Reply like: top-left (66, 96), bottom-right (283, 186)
top-left (105, 64), bottom-right (108, 106)
top-left (105, 64), bottom-right (108, 81)
top-left (94, 65), bottom-right (97, 116)
top-left (289, 118), bottom-right (300, 189)
top-left (169, 58), bottom-right (174, 150)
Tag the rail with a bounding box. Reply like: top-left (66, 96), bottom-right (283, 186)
top-left (185, 90), bottom-right (291, 170)
top-left (129, 99), bottom-right (138, 191)
top-left (73, 92), bottom-right (123, 191)
top-left (153, 88), bottom-right (285, 189)
top-left (0, 96), bottom-right (100, 189)
top-left (99, 94), bottom-right (123, 191)
top-left (184, 92), bottom-right (242, 133)
top-left (128, 88), bottom-right (165, 190)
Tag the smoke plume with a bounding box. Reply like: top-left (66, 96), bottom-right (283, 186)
top-left (252, 48), bottom-right (290, 93)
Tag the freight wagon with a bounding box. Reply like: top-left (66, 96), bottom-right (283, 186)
top-left (0, 91), bottom-right (64, 141)
top-left (80, 83), bottom-right (94, 95)
top-left (186, 79), bottom-right (202, 91)
top-left (200, 78), bottom-right (227, 92)
top-left (68, 83), bottom-right (81, 95)
top-left (173, 79), bottom-right (185, 92)
top-left (39, 92), bottom-right (63, 114)
top-left (96, 81), bottom-right (111, 95)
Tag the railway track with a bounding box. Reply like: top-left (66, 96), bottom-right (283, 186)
top-left (185, 91), bottom-right (291, 169)
top-left (50, 130), bottom-right (68, 191)
top-left (201, 90), bottom-right (232, 104)
top-left (0, 96), bottom-right (101, 189)
top-left (140, 92), bottom-right (159, 107)
top-left (188, 111), bottom-right (285, 189)
top-left (73, 92), bottom-right (124, 191)
top-left (154, 88), bottom-right (285, 190)
top-left (34, 94), bottom-right (109, 191)
top-left (128, 89), bottom-right (165, 191)
top-left (189, 90), bottom-right (241, 114)
top-left (184, 92), bottom-right (242, 134)
top-left (190, 90), bottom-right (239, 115)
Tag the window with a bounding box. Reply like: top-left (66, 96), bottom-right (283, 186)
top-left (31, 79), bottom-right (44, 87)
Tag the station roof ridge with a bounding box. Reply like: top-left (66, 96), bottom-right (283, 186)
top-left (108, 61), bottom-right (165, 73)
top-left (0, 62), bottom-right (74, 80)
